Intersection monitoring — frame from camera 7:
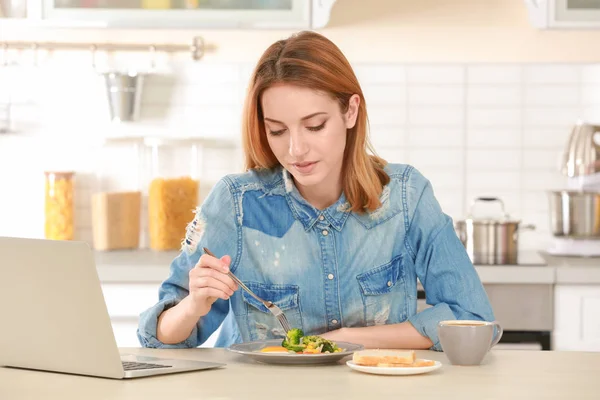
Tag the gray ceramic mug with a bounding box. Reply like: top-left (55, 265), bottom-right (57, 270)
top-left (438, 320), bottom-right (503, 366)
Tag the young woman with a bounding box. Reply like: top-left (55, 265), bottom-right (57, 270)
top-left (137, 31), bottom-right (494, 351)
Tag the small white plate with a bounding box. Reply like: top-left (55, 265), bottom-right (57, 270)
top-left (346, 360), bottom-right (442, 376)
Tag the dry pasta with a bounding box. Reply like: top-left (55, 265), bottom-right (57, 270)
top-left (44, 172), bottom-right (75, 241)
top-left (148, 176), bottom-right (198, 251)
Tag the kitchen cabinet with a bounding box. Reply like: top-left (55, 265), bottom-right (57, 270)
top-left (100, 283), bottom-right (220, 348)
top-left (553, 285), bottom-right (600, 351)
top-left (526, 0), bottom-right (600, 29)
top-left (1, 0), bottom-right (337, 29)
top-left (100, 283), bottom-right (157, 348)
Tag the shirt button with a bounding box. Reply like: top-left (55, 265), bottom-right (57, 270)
top-left (331, 319), bottom-right (338, 324)
top-left (387, 281), bottom-right (393, 287)
top-left (319, 215), bottom-right (325, 221)
top-left (327, 273), bottom-right (334, 280)
top-left (322, 230), bottom-right (328, 236)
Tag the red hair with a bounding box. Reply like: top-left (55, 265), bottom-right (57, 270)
top-left (242, 31), bottom-right (389, 213)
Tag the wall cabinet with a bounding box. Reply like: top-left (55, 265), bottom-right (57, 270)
top-left (526, 0), bottom-right (600, 29)
top-left (1, 0), bottom-right (337, 29)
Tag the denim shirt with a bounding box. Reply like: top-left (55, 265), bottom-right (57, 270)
top-left (137, 163), bottom-right (495, 351)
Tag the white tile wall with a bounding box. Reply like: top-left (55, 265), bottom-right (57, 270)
top-left (1, 56), bottom-right (599, 254)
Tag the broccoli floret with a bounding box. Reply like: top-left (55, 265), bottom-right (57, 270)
top-left (301, 335), bottom-right (320, 345)
top-left (283, 344), bottom-right (306, 352)
top-left (282, 328), bottom-right (305, 351)
top-left (320, 341), bottom-right (336, 353)
top-left (284, 328), bottom-right (304, 345)
top-left (281, 330), bottom-right (339, 353)
top-left (301, 335), bottom-right (337, 353)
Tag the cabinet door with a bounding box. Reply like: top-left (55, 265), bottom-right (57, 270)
top-left (554, 285), bottom-right (600, 352)
top-left (100, 283), bottom-right (221, 348)
top-left (39, 0), bottom-right (313, 29)
top-left (101, 283), bottom-right (160, 348)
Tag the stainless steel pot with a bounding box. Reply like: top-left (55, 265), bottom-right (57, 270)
top-left (548, 190), bottom-right (600, 239)
top-left (454, 197), bottom-right (535, 265)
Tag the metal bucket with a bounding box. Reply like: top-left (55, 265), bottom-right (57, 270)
top-left (103, 71), bottom-right (144, 122)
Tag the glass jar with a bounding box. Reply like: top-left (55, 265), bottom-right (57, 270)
top-left (144, 138), bottom-right (201, 251)
top-left (44, 171), bottom-right (75, 241)
top-left (91, 138), bottom-right (143, 251)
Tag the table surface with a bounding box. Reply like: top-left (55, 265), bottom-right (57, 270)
top-left (1, 348), bottom-right (599, 399)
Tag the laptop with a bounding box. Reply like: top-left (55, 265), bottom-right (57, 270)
top-left (0, 236), bottom-right (225, 379)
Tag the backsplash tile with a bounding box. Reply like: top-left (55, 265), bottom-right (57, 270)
top-left (408, 148), bottom-right (464, 170)
top-left (466, 66), bottom-right (522, 84)
top-left (408, 126), bottom-right (463, 148)
top-left (408, 106), bottom-right (464, 126)
top-left (467, 149), bottom-right (522, 171)
top-left (406, 66), bottom-right (464, 84)
top-left (523, 127), bottom-right (570, 149)
top-left (2, 59), bottom-right (599, 255)
top-left (467, 127), bottom-right (521, 148)
top-left (523, 107), bottom-right (581, 126)
top-left (408, 85), bottom-right (464, 106)
top-left (581, 65), bottom-right (600, 84)
top-left (524, 85), bottom-right (580, 107)
top-left (467, 107), bottom-right (522, 127)
top-left (581, 85), bottom-right (600, 104)
top-left (369, 127), bottom-right (406, 148)
top-left (467, 85), bottom-right (522, 107)
top-left (368, 106), bottom-right (407, 125)
top-left (353, 65), bottom-right (406, 84)
top-left (362, 84), bottom-right (407, 106)
top-left (522, 149), bottom-right (562, 171)
top-left (466, 171), bottom-right (522, 191)
top-left (523, 65), bottom-right (581, 84)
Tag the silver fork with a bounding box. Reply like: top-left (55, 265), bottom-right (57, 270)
top-left (202, 248), bottom-right (292, 333)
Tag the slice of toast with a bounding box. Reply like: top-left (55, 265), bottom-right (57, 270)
top-left (376, 359), bottom-right (436, 368)
top-left (352, 349), bottom-right (416, 367)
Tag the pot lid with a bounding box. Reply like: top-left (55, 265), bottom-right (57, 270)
top-left (460, 197), bottom-right (521, 223)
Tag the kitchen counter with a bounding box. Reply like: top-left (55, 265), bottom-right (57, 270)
top-left (94, 249), bottom-right (600, 285)
top-left (1, 348), bottom-right (598, 399)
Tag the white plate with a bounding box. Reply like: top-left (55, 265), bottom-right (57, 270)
top-left (346, 360), bottom-right (442, 376)
top-left (228, 339), bottom-right (364, 365)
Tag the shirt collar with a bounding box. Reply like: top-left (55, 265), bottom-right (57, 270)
top-left (280, 167), bottom-right (351, 232)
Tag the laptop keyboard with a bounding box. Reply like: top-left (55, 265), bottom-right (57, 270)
top-left (122, 361), bottom-right (172, 371)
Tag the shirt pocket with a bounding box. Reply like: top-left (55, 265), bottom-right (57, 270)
top-left (356, 254), bottom-right (407, 326)
top-left (241, 282), bottom-right (304, 341)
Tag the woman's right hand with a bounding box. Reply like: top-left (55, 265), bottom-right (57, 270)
top-left (187, 253), bottom-right (239, 318)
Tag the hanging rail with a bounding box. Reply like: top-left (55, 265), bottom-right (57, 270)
top-left (0, 36), bottom-right (206, 61)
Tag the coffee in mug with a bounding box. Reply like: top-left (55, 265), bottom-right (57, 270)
top-left (437, 320), bottom-right (503, 366)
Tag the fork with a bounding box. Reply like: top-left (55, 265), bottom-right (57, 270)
top-left (202, 247), bottom-right (292, 333)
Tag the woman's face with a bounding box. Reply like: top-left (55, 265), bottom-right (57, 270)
top-left (261, 83), bottom-right (359, 197)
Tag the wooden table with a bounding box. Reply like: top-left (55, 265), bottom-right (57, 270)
top-left (1, 348), bottom-right (599, 399)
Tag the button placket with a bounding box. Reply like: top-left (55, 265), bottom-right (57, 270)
top-left (316, 220), bottom-right (341, 331)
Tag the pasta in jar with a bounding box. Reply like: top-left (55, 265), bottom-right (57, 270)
top-left (44, 171), bottom-right (75, 241)
top-left (148, 176), bottom-right (198, 251)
